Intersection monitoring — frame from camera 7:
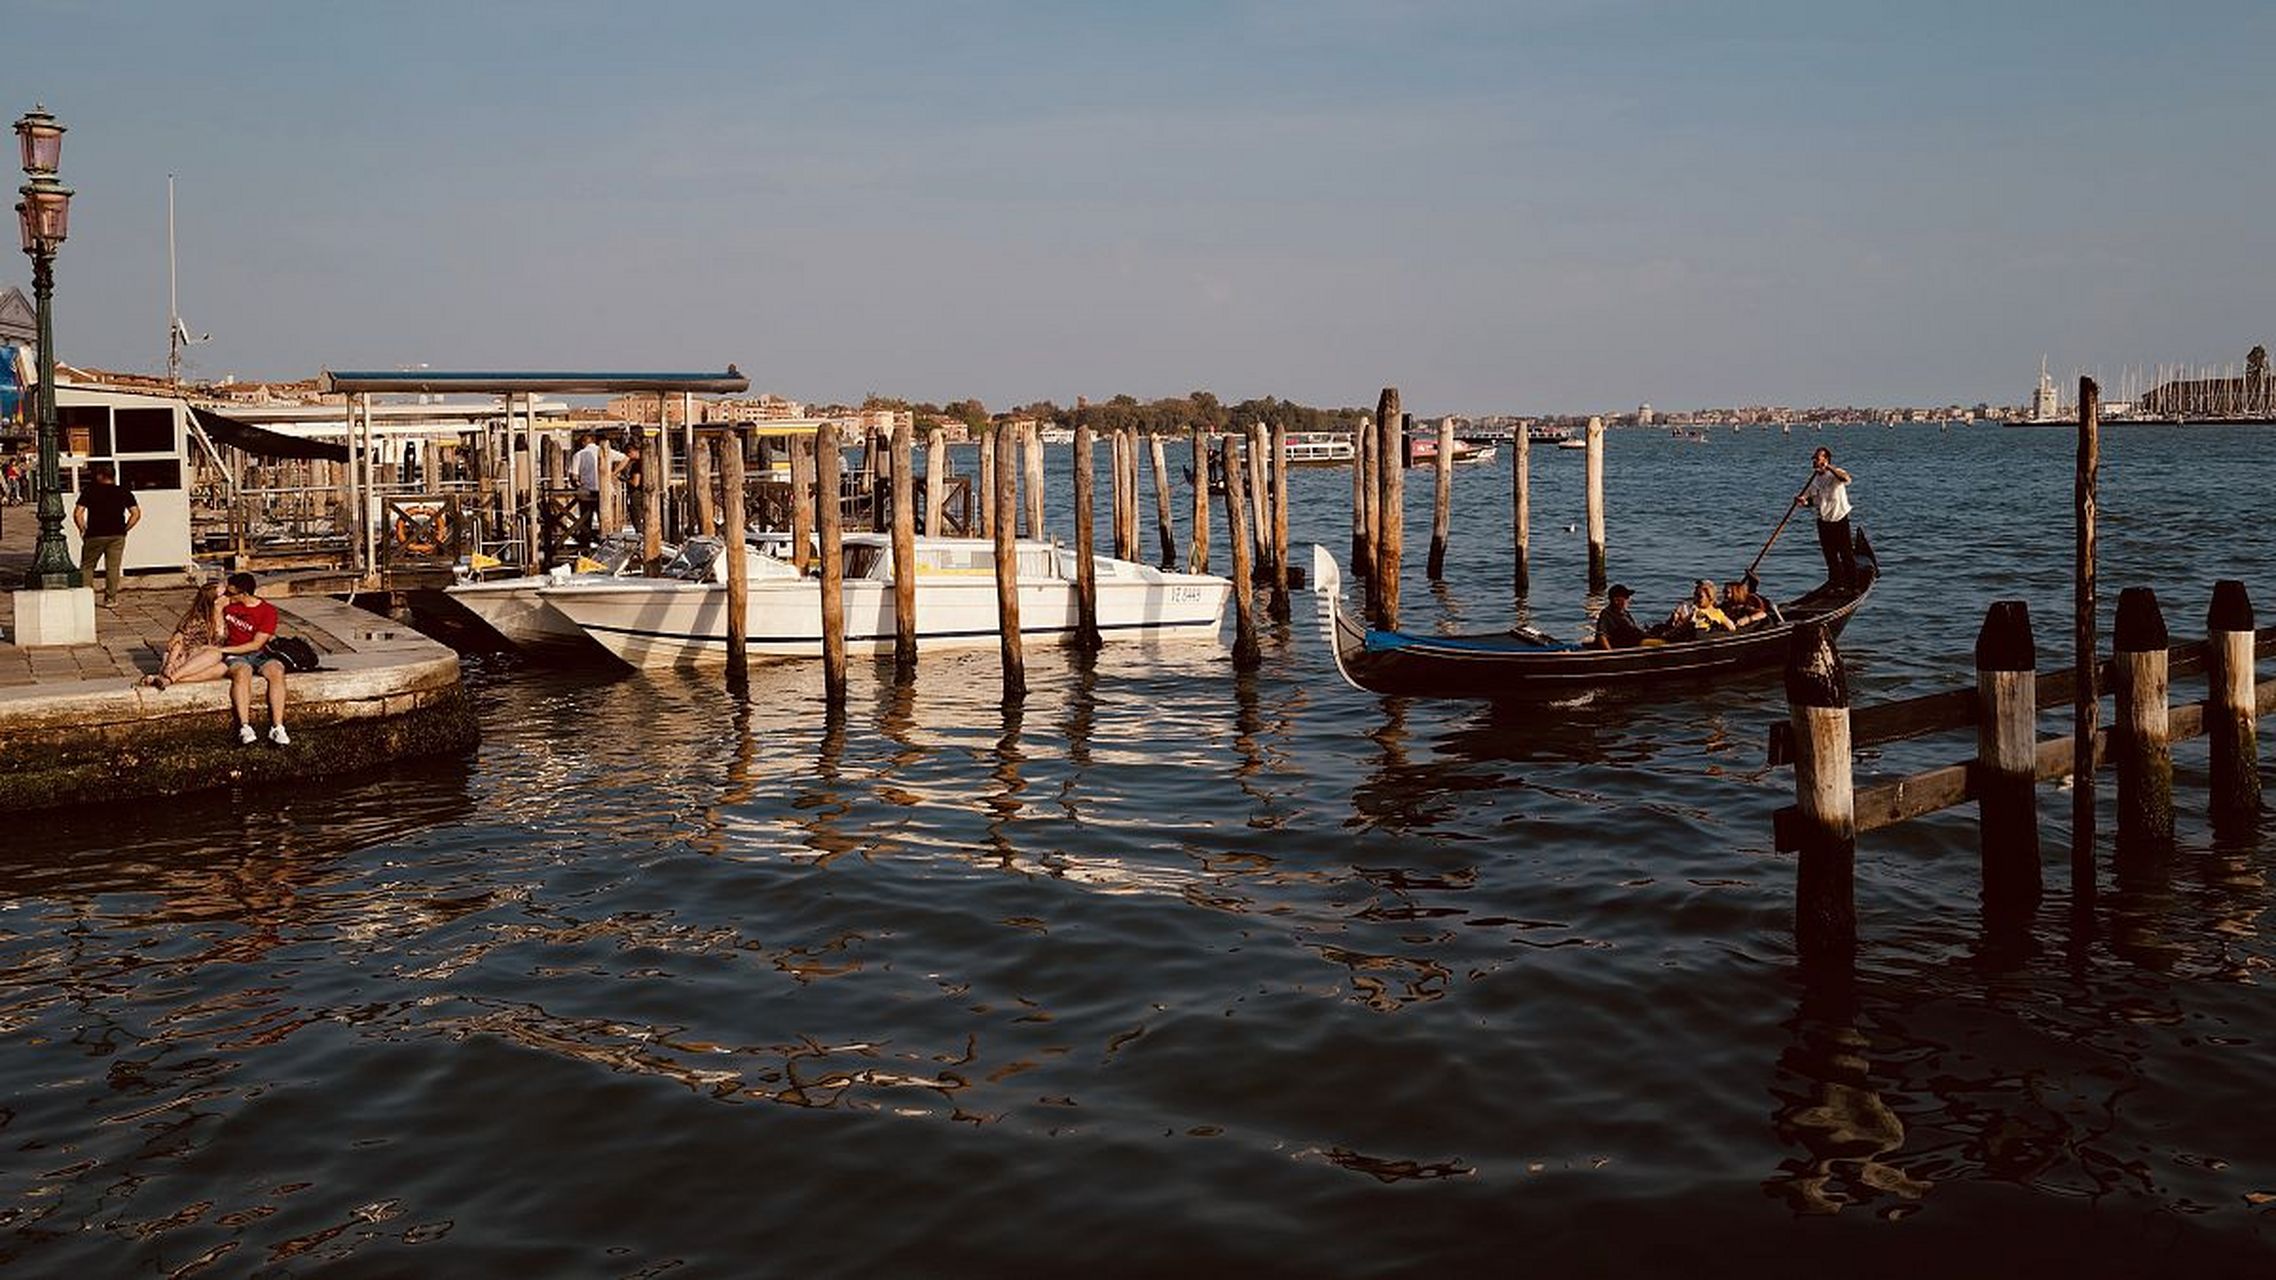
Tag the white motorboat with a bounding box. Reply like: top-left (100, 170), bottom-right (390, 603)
top-left (539, 534), bottom-right (1233, 667)
top-left (443, 535), bottom-right (652, 659)
top-left (1285, 432), bottom-right (1356, 466)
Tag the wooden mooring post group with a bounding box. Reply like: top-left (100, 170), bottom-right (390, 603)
top-left (1772, 588), bottom-right (2273, 959)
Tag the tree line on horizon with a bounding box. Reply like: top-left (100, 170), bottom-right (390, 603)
top-left (826, 390), bottom-right (1373, 436)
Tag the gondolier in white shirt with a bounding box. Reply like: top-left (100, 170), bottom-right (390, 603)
top-left (1798, 446), bottom-right (1857, 591)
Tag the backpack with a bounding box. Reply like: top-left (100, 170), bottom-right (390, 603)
top-left (268, 635), bottom-right (321, 673)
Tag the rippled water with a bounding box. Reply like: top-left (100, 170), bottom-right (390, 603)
top-left (4, 423), bottom-right (2274, 1275)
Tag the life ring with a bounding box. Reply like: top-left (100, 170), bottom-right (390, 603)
top-left (394, 505), bottom-right (452, 556)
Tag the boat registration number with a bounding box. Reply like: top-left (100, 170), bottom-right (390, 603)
top-left (1170, 586), bottom-right (1209, 604)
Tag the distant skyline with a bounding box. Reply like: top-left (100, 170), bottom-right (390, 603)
top-left (12, 1), bottom-right (2275, 416)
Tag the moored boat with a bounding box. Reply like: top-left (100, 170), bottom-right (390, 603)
top-left (1310, 531), bottom-right (1878, 699)
top-left (1285, 431), bottom-right (1356, 466)
top-left (541, 534), bottom-right (1233, 667)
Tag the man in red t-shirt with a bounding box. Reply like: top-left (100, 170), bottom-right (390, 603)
top-left (219, 571), bottom-right (291, 746)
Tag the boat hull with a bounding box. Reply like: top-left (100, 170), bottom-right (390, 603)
top-left (443, 578), bottom-right (618, 660)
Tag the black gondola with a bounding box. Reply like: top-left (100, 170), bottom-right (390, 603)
top-left (1311, 529), bottom-right (1878, 699)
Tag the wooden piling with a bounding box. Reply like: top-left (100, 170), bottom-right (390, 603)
top-left (1247, 422), bottom-right (1272, 577)
top-left (1073, 424), bottom-right (1102, 651)
top-left (691, 425), bottom-right (719, 538)
top-left (1374, 388), bottom-right (1403, 628)
top-left (1105, 431), bottom-right (1126, 559)
top-left (815, 423), bottom-right (847, 705)
top-left (979, 427), bottom-right (998, 539)
top-left (1123, 430), bottom-right (1143, 561)
top-left (1427, 416), bottom-right (1454, 580)
top-left (924, 427), bottom-right (947, 537)
top-left (641, 423), bottom-right (664, 573)
top-left (1187, 426), bottom-right (1212, 575)
top-left (1220, 436), bottom-right (1261, 671)
top-left (2206, 579), bottom-right (2261, 820)
top-left (2072, 377), bottom-right (2099, 891)
top-left (1149, 434), bottom-right (1177, 569)
top-left (1512, 423), bottom-right (1531, 596)
top-left (1584, 414), bottom-right (1606, 593)
top-left (597, 439), bottom-right (620, 541)
top-left (720, 427), bottom-right (750, 683)
top-left (2113, 586), bottom-right (2174, 850)
top-left (1268, 422), bottom-right (1291, 621)
top-left (1352, 416), bottom-right (1374, 582)
top-left (1974, 600), bottom-right (2040, 920)
top-left (1023, 421), bottom-right (1045, 539)
top-left (1786, 622), bottom-right (1856, 961)
top-left (993, 422), bottom-right (1027, 699)
top-left (789, 433), bottom-right (815, 575)
top-left (891, 417), bottom-right (918, 672)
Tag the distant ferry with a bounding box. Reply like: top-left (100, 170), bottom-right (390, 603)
top-left (1286, 431), bottom-right (1355, 466)
top-left (1526, 423), bottom-right (1572, 444)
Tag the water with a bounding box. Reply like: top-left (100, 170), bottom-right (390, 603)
top-left (4, 423), bottom-right (2274, 1275)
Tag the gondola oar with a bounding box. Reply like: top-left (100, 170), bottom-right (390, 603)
top-left (1744, 478), bottom-right (1814, 581)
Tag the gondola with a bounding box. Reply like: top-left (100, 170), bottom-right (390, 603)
top-left (1311, 528), bottom-right (1878, 699)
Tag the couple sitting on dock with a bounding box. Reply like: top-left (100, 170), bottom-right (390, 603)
top-left (1590, 576), bottom-right (1773, 649)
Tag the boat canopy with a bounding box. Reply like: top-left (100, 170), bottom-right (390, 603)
top-left (191, 405), bottom-right (350, 462)
top-left (317, 368), bottom-right (749, 396)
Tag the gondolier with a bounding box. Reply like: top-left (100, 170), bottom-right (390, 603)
top-left (1798, 447), bottom-right (1857, 591)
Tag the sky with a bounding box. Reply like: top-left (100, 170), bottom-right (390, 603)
top-left (10, 0), bottom-right (2275, 415)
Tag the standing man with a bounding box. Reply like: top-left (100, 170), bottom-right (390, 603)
top-left (1799, 446), bottom-right (1856, 590)
top-left (570, 430), bottom-right (602, 547)
top-left (219, 571), bottom-right (291, 746)
top-left (73, 464), bottom-right (141, 608)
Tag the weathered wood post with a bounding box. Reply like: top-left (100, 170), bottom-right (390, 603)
top-left (1122, 429), bottom-right (1143, 561)
top-left (641, 422), bottom-right (664, 573)
top-left (1187, 425), bottom-right (1212, 574)
top-left (979, 427), bottom-right (998, 539)
top-left (815, 423), bottom-right (847, 705)
top-left (2112, 586), bottom-right (2174, 850)
top-left (1975, 600), bottom-right (2040, 921)
top-left (2206, 579), bottom-right (2261, 820)
top-left (1268, 422), bottom-right (1291, 621)
top-left (1220, 435), bottom-right (1261, 671)
top-left (1149, 434), bottom-right (1177, 569)
top-left (1106, 430), bottom-right (1127, 560)
top-left (691, 424), bottom-right (719, 538)
top-left (789, 433), bottom-right (815, 575)
top-left (1352, 415), bottom-right (1374, 582)
top-left (1072, 423), bottom-right (1102, 652)
top-left (1584, 414), bottom-right (1606, 593)
top-left (597, 439), bottom-right (620, 540)
top-left (2072, 377), bottom-right (2100, 892)
top-left (1512, 423), bottom-right (1531, 596)
top-left (1374, 388), bottom-right (1404, 628)
top-left (890, 417), bottom-right (918, 673)
top-left (1022, 421), bottom-right (1045, 539)
top-left (721, 427), bottom-right (750, 683)
top-left (924, 426), bottom-right (947, 537)
top-left (1427, 416), bottom-right (1455, 580)
top-left (993, 422), bottom-right (1027, 699)
top-left (1787, 622), bottom-right (1856, 962)
top-left (1246, 421), bottom-right (1272, 574)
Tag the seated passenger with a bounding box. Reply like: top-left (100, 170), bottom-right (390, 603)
top-left (1662, 579), bottom-right (1736, 637)
top-left (1592, 583), bottom-right (1646, 650)
top-left (1724, 575), bottom-right (1771, 628)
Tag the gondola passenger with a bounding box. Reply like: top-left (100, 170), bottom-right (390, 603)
top-left (1592, 584), bottom-right (1646, 650)
top-left (1662, 580), bottom-right (1736, 637)
top-left (1724, 576), bottom-right (1770, 628)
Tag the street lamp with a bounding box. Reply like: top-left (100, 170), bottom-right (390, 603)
top-left (15, 104), bottom-right (78, 589)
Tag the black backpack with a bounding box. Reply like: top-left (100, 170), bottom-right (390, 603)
top-left (268, 635), bottom-right (321, 673)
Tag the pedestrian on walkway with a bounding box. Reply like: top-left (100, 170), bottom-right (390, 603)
top-left (73, 464), bottom-right (140, 607)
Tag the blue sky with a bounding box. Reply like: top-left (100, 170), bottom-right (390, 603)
top-left (12, 0), bottom-right (2274, 414)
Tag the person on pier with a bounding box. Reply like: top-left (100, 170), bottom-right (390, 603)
top-left (1591, 583), bottom-right (1646, 650)
top-left (140, 582), bottom-right (228, 690)
top-left (219, 572), bottom-right (292, 747)
top-left (1799, 446), bottom-right (1857, 591)
top-left (570, 431), bottom-right (602, 547)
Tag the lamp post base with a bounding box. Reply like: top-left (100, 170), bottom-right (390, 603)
top-left (9, 585), bottom-right (96, 646)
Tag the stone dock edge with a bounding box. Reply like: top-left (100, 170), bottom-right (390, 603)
top-left (0, 595), bottom-right (479, 811)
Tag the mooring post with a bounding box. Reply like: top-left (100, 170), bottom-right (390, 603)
top-left (2113, 586), bottom-right (2174, 851)
top-left (979, 426), bottom-right (998, 539)
top-left (1220, 435), bottom-right (1261, 671)
top-left (1975, 600), bottom-right (2041, 921)
top-left (1150, 433), bottom-right (1177, 570)
top-left (597, 439), bottom-right (620, 542)
top-left (1106, 430), bottom-right (1127, 560)
top-left (1352, 414), bottom-right (1374, 583)
top-left (1247, 421), bottom-right (1272, 577)
top-left (1268, 422), bottom-right (1291, 620)
top-left (1427, 415), bottom-right (1455, 580)
top-left (1512, 422), bottom-right (1531, 597)
top-left (1187, 425), bottom-right (1212, 574)
top-left (1584, 414), bottom-right (1607, 593)
top-left (890, 417), bottom-right (918, 672)
top-left (641, 422), bottom-right (665, 573)
top-left (1125, 429), bottom-right (1145, 562)
top-left (1022, 421), bottom-right (1045, 539)
top-left (2206, 579), bottom-right (2261, 820)
top-left (1374, 388), bottom-right (1404, 629)
top-left (923, 426), bottom-right (947, 537)
top-left (1786, 622), bottom-right (1856, 962)
top-left (1072, 423), bottom-right (1102, 652)
top-left (721, 427), bottom-right (750, 683)
top-left (691, 423), bottom-right (719, 539)
top-left (2072, 377), bottom-right (2100, 893)
top-left (815, 422), bottom-right (847, 705)
top-left (789, 433), bottom-right (815, 575)
top-left (993, 421), bottom-right (1027, 699)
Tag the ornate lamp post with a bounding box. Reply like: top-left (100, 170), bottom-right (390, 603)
top-left (16, 105), bottom-right (79, 589)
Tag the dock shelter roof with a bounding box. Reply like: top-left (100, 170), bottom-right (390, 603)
top-left (317, 368), bottom-right (749, 396)
top-left (191, 406), bottom-right (351, 462)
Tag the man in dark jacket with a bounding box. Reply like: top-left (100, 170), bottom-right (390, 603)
top-left (72, 464), bottom-right (140, 607)
top-left (1593, 583), bottom-right (1646, 649)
